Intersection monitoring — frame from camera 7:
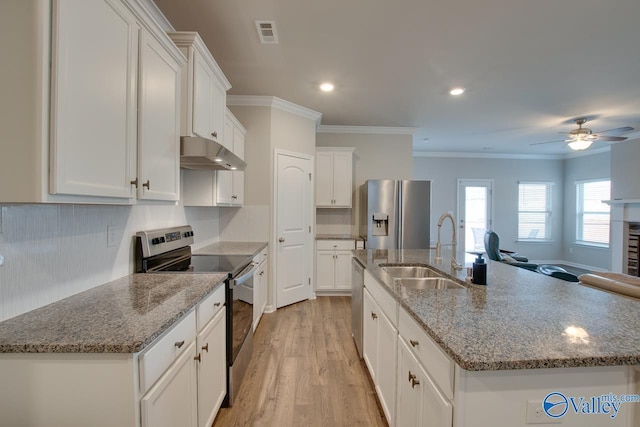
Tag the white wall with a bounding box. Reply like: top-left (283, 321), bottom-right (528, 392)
top-left (413, 155), bottom-right (565, 261)
top-left (562, 152), bottom-right (611, 269)
top-left (610, 137), bottom-right (640, 200)
top-left (0, 203), bottom-right (220, 321)
top-left (316, 132), bottom-right (414, 235)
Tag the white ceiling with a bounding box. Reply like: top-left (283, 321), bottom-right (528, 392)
top-left (154, 0), bottom-right (640, 155)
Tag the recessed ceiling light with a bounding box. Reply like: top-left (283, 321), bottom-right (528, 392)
top-left (214, 158), bottom-right (223, 163)
top-left (320, 83), bottom-right (334, 92)
top-left (449, 87), bottom-right (465, 96)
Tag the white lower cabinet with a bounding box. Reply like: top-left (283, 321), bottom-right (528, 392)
top-left (316, 240), bottom-right (355, 293)
top-left (363, 286), bottom-right (397, 426)
top-left (141, 340), bottom-right (198, 427)
top-left (397, 337), bottom-right (452, 427)
top-left (253, 248), bottom-right (269, 331)
top-left (196, 307), bottom-right (227, 427)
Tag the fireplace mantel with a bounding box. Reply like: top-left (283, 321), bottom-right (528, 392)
top-left (607, 200), bottom-right (640, 273)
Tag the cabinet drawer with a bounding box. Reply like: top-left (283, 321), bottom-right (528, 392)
top-left (260, 247), bottom-right (268, 263)
top-left (398, 307), bottom-right (454, 400)
top-left (316, 240), bottom-right (355, 251)
top-left (364, 269), bottom-right (398, 326)
top-left (139, 310), bottom-right (197, 394)
top-left (197, 284), bottom-right (226, 331)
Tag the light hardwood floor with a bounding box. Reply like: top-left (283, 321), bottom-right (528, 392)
top-left (213, 297), bottom-right (388, 427)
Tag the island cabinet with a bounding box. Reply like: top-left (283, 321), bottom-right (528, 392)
top-left (315, 147), bottom-right (354, 207)
top-left (316, 240), bottom-right (355, 293)
top-left (0, 0), bottom-right (185, 203)
top-left (396, 308), bottom-right (453, 427)
top-left (363, 269), bottom-right (398, 426)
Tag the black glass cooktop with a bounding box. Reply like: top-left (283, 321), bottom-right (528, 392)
top-left (157, 254), bottom-right (251, 275)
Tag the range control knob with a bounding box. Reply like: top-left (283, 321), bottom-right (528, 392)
top-left (151, 238), bottom-right (161, 245)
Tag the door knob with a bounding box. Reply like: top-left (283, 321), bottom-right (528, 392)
top-left (279, 237), bottom-right (285, 243)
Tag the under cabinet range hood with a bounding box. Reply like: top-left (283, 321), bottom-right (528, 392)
top-left (180, 136), bottom-right (246, 171)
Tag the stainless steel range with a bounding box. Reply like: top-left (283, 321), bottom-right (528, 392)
top-left (135, 225), bottom-right (257, 406)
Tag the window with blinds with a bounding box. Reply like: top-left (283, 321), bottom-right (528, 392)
top-left (576, 179), bottom-right (611, 246)
top-left (518, 182), bottom-right (552, 240)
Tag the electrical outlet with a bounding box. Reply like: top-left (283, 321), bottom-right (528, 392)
top-left (526, 400), bottom-right (561, 424)
top-left (107, 225), bottom-right (119, 248)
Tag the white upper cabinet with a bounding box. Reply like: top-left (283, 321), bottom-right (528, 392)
top-left (315, 147), bottom-right (354, 207)
top-left (168, 32), bottom-right (231, 146)
top-left (137, 29), bottom-right (182, 201)
top-left (50, 0), bottom-right (139, 199)
top-left (216, 109), bottom-right (245, 206)
top-left (183, 109), bottom-right (246, 207)
top-left (0, 0), bottom-right (185, 203)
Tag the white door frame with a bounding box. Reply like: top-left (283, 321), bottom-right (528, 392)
top-left (456, 179), bottom-right (494, 260)
top-left (270, 148), bottom-right (314, 310)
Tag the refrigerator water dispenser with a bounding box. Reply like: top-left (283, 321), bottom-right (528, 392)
top-left (372, 213), bottom-right (389, 236)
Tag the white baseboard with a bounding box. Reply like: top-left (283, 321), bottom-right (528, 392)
top-left (314, 290), bottom-right (351, 297)
top-left (264, 304), bottom-right (276, 313)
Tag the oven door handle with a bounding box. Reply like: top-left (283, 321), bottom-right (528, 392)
top-left (231, 262), bottom-right (259, 287)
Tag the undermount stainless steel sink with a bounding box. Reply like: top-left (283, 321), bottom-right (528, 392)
top-left (381, 264), bottom-right (442, 279)
top-left (395, 277), bottom-right (466, 290)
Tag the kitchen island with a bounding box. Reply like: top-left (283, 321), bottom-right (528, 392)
top-left (353, 249), bottom-right (640, 427)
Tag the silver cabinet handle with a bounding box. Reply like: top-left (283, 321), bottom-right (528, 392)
top-left (279, 237), bottom-right (285, 243)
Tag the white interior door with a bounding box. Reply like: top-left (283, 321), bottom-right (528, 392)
top-left (275, 151), bottom-right (313, 308)
top-left (457, 180), bottom-right (493, 261)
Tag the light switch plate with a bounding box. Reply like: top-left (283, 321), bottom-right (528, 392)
top-left (526, 400), bottom-right (561, 424)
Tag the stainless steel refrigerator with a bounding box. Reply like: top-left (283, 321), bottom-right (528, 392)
top-left (360, 180), bottom-right (431, 249)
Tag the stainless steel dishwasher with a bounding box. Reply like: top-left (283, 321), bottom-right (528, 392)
top-left (351, 257), bottom-right (365, 358)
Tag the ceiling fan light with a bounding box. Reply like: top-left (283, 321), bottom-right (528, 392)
top-left (568, 139), bottom-right (593, 150)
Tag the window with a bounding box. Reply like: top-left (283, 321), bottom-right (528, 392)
top-left (576, 179), bottom-right (611, 246)
top-left (518, 182), bottom-right (552, 240)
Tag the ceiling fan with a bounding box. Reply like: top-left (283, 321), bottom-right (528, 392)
top-left (531, 118), bottom-right (634, 151)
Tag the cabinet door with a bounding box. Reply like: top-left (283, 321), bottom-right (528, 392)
top-left (332, 151), bottom-right (352, 207)
top-left (141, 340), bottom-right (197, 427)
top-left (253, 267), bottom-right (261, 331)
top-left (397, 338), bottom-right (422, 427)
top-left (420, 359), bottom-right (453, 427)
top-left (377, 310), bottom-right (398, 426)
top-left (192, 51), bottom-right (213, 139)
top-left (363, 289), bottom-right (378, 381)
top-left (260, 260), bottom-right (268, 314)
top-left (232, 171), bottom-right (244, 205)
top-left (315, 152), bottom-right (334, 206)
top-left (138, 30), bottom-right (181, 201)
top-left (50, 0), bottom-right (138, 198)
top-left (216, 170), bottom-right (234, 205)
top-left (224, 118), bottom-right (234, 153)
top-left (210, 79), bottom-right (226, 146)
top-left (196, 307), bottom-right (226, 427)
top-left (335, 251), bottom-right (353, 290)
top-left (233, 130), bottom-right (245, 160)
top-left (316, 251), bottom-right (336, 290)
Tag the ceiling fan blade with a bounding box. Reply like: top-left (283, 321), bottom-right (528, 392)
top-left (530, 140), bottom-right (565, 146)
top-left (595, 135), bottom-right (628, 142)
top-left (594, 126), bottom-right (634, 135)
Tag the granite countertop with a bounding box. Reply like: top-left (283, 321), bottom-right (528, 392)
top-left (316, 234), bottom-right (362, 241)
top-left (0, 273), bottom-right (227, 353)
top-left (194, 241), bottom-right (267, 257)
top-left (353, 249), bottom-right (640, 371)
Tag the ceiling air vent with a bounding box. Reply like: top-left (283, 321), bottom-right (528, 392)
top-left (255, 20), bottom-right (279, 44)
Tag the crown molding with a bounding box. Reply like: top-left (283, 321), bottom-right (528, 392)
top-left (227, 95), bottom-right (322, 123)
top-left (413, 146), bottom-right (613, 160)
top-left (317, 125), bottom-right (418, 135)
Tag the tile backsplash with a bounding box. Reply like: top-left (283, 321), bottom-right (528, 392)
top-left (0, 204), bottom-right (220, 321)
top-left (315, 208), bottom-right (353, 235)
